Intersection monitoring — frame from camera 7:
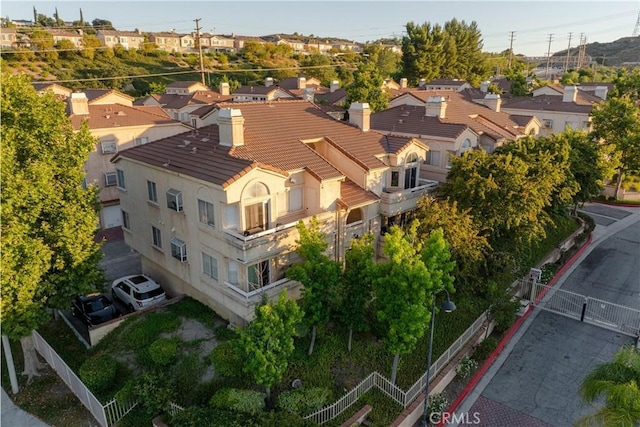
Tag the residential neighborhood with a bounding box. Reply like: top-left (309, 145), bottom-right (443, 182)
top-left (2, 5), bottom-right (640, 427)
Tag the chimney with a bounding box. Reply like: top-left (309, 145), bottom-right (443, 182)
top-left (424, 96), bottom-right (447, 119)
top-left (480, 81), bottom-right (490, 93)
top-left (69, 92), bottom-right (89, 115)
top-left (218, 108), bottom-right (244, 147)
top-left (330, 80), bottom-right (340, 93)
top-left (348, 102), bottom-right (370, 132)
top-left (219, 82), bottom-right (230, 96)
top-left (563, 85), bottom-right (577, 103)
top-left (297, 77), bottom-right (306, 89)
top-left (483, 93), bottom-right (501, 112)
top-left (265, 77), bottom-right (274, 88)
top-left (419, 78), bottom-right (427, 88)
top-left (302, 88), bottom-right (315, 103)
top-left (400, 78), bottom-right (408, 89)
top-left (594, 86), bottom-right (608, 100)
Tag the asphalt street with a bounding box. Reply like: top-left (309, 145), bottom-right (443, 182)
top-left (451, 204), bottom-right (640, 427)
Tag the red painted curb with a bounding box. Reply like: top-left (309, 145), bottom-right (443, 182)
top-left (437, 233), bottom-right (594, 426)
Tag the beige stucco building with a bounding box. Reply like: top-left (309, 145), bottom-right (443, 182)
top-left (112, 100), bottom-right (437, 325)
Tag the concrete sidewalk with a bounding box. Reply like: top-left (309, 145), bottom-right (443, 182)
top-left (1, 388), bottom-right (50, 427)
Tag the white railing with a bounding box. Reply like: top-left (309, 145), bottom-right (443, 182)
top-left (169, 402), bottom-right (185, 416)
top-left (304, 310), bottom-right (489, 424)
top-left (32, 330), bottom-right (138, 427)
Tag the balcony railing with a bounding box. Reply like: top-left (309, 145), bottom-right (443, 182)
top-left (379, 179), bottom-right (439, 216)
top-left (224, 277), bottom-right (297, 302)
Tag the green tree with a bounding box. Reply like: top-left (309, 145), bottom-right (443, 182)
top-left (373, 223), bottom-right (454, 384)
top-left (577, 345), bottom-right (640, 427)
top-left (364, 44), bottom-right (401, 79)
top-left (346, 60), bottom-right (389, 113)
top-left (92, 18), bottom-right (115, 30)
top-left (81, 35), bottom-right (102, 60)
top-left (286, 217), bottom-right (341, 356)
top-left (612, 68), bottom-right (640, 99)
top-left (55, 39), bottom-right (77, 60)
top-left (401, 21), bottom-right (445, 84)
top-left (1, 73), bottom-right (104, 382)
top-left (566, 129), bottom-right (606, 214)
top-left (238, 292), bottom-right (302, 403)
top-left (339, 233), bottom-right (375, 352)
top-left (299, 53), bottom-right (337, 85)
top-left (29, 29), bottom-right (58, 62)
top-left (590, 96), bottom-right (640, 198)
top-left (413, 197), bottom-right (491, 292)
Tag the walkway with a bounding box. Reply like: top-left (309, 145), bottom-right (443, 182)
top-left (1, 388), bottom-right (50, 427)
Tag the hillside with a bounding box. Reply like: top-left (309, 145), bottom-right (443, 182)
top-left (553, 36), bottom-right (640, 66)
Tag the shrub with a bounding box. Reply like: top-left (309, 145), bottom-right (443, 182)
top-left (209, 340), bottom-right (243, 377)
top-left (209, 388), bottom-right (265, 415)
top-left (277, 387), bottom-right (331, 415)
top-left (133, 372), bottom-right (175, 416)
top-left (473, 337), bottom-right (498, 362)
top-left (114, 380), bottom-right (135, 403)
top-left (427, 392), bottom-right (449, 422)
top-left (214, 324), bottom-right (238, 341)
top-left (119, 312), bottom-right (181, 350)
top-left (79, 354), bottom-right (118, 393)
top-left (172, 354), bottom-right (204, 406)
top-left (149, 337), bottom-right (179, 366)
top-left (455, 356), bottom-right (478, 379)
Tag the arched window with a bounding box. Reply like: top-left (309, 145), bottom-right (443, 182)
top-left (346, 208), bottom-right (363, 225)
top-left (242, 181), bottom-right (270, 234)
top-left (461, 139), bottom-right (472, 150)
top-left (404, 152), bottom-right (419, 189)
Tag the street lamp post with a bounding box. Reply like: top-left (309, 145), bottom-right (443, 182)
top-left (422, 290), bottom-right (456, 427)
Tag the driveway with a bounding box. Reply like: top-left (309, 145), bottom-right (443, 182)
top-left (450, 204), bottom-right (640, 426)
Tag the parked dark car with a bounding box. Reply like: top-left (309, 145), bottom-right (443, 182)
top-left (72, 294), bottom-right (121, 326)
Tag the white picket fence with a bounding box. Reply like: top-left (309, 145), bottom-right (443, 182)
top-left (303, 310), bottom-right (488, 424)
top-left (32, 330), bottom-right (138, 427)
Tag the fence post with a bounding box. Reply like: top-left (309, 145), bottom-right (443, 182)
top-left (580, 297), bottom-right (588, 322)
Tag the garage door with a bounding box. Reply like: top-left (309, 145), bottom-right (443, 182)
top-left (102, 205), bottom-right (122, 229)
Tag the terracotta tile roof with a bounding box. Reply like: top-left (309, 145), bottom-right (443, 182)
top-left (190, 104), bottom-right (218, 118)
top-left (233, 85), bottom-right (283, 96)
top-left (274, 77), bottom-right (323, 91)
top-left (425, 78), bottom-right (468, 86)
top-left (69, 104), bottom-right (182, 130)
top-left (315, 88), bottom-right (347, 105)
top-left (133, 94), bottom-right (161, 106)
top-left (502, 93), bottom-right (600, 114)
top-left (83, 89), bottom-right (134, 103)
top-left (116, 100), bottom-right (418, 188)
top-left (152, 90), bottom-right (231, 110)
top-left (133, 105), bottom-right (172, 119)
top-left (98, 30), bottom-right (143, 37)
top-left (578, 82), bottom-right (614, 91)
top-left (509, 114), bottom-right (537, 127)
top-left (32, 82), bottom-right (71, 93)
top-left (338, 178), bottom-right (379, 208)
top-left (384, 90), bottom-right (530, 140)
top-left (371, 106), bottom-right (469, 139)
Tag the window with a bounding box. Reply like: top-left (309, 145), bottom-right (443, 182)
top-left (116, 169), bottom-right (126, 189)
top-left (564, 121), bottom-right (579, 130)
top-left (289, 187), bottom-right (303, 212)
top-left (446, 152), bottom-right (455, 169)
top-left (101, 140), bottom-right (117, 154)
top-left (202, 253), bottom-right (218, 280)
top-left (244, 201), bottom-right (268, 232)
top-left (104, 172), bottom-right (117, 187)
top-left (426, 150), bottom-right (441, 167)
top-left (228, 261), bottom-right (238, 285)
top-left (248, 260), bottom-right (270, 290)
top-left (346, 208), bottom-right (363, 225)
top-left (198, 199), bottom-right (215, 227)
top-left (461, 139), bottom-right (472, 152)
top-left (166, 189), bottom-right (183, 212)
top-left (135, 137), bottom-right (149, 146)
top-left (404, 153), bottom-right (419, 189)
top-left (147, 180), bottom-right (157, 203)
top-left (152, 226), bottom-right (162, 248)
top-left (170, 238), bottom-right (187, 262)
top-left (390, 170), bottom-right (399, 187)
top-left (122, 210), bottom-right (130, 230)
top-left (543, 119), bottom-right (553, 129)
top-left (191, 118), bottom-right (197, 128)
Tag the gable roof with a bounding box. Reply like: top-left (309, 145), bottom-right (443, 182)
top-left (144, 90), bottom-right (232, 110)
top-left (69, 104), bottom-right (185, 130)
top-left (233, 85), bottom-right (288, 96)
top-left (425, 78), bottom-right (468, 86)
top-left (166, 81), bottom-right (206, 89)
top-left (83, 89), bottom-right (135, 103)
top-left (502, 92), bottom-right (601, 114)
top-left (115, 100), bottom-right (420, 188)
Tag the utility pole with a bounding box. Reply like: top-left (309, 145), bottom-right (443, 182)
top-left (545, 33), bottom-right (554, 80)
top-left (508, 31), bottom-right (516, 70)
top-left (194, 18), bottom-right (205, 85)
top-left (564, 32), bottom-right (573, 73)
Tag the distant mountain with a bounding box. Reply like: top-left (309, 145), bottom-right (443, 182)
top-left (553, 36), bottom-right (640, 66)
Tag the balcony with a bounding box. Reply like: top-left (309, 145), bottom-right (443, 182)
top-left (379, 179), bottom-right (439, 216)
top-left (223, 277), bottom-right (301, 305)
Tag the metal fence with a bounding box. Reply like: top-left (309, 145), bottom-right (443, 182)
top-left (32, 330), bottom-right (137, 427)
top-left (304, 310), bottom-right (489, 424)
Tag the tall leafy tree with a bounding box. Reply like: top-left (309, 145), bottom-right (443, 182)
top-left (286, 217), bottom-right (341, 355)
top-left (299, 53), bottom-right (337, 85)
top-left (413, 197), bottom-right (491, 292)
top-left (565, 129), bottom-right (606, 214)
top-left (401, 21), bottom-right (445, 84)
top-left (339, 233), bottom-right (375, 352)
top-left (346, 60), bottom-right (389, 113)
top-left (590, 96), bottom-right (640, 198)
top-left (373, 223), bottom-right (454, 384)
top-left (1, 73), bottom-right (104, 382)
top-left (577, 345), bottom-right (640, 427)
top-left (364, 44), bottom-right (401, 79)
top-left (238, 291), bottom-right (302, 404)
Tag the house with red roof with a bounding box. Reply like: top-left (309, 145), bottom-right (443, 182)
top-left (112, 100), bottom-right (436, 324)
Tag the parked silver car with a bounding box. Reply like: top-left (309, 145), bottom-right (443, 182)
top-left (111, 274), bottom-right (166, 312)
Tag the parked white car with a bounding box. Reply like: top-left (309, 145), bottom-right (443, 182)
top-left (111, 275), bottom-right (166, 312)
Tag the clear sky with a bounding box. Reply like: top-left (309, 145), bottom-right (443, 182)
top-left (2, 1), bottom-right (638, 56)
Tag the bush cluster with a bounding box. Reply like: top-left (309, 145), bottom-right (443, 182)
top-left (277, 387), bottom-right (331, 415)
top-left (209, 340), bottom-right (243, 377)
top-left (79, 354), bottom-right (118, 393)
top-left (473, 337), bottom-right (498, 362)
top-left (209, 388), bottom-right (265, 415)
top-left (455, 356), bottom-right (478, 379)
top-left (149, 337), bottom-right (179, 366)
